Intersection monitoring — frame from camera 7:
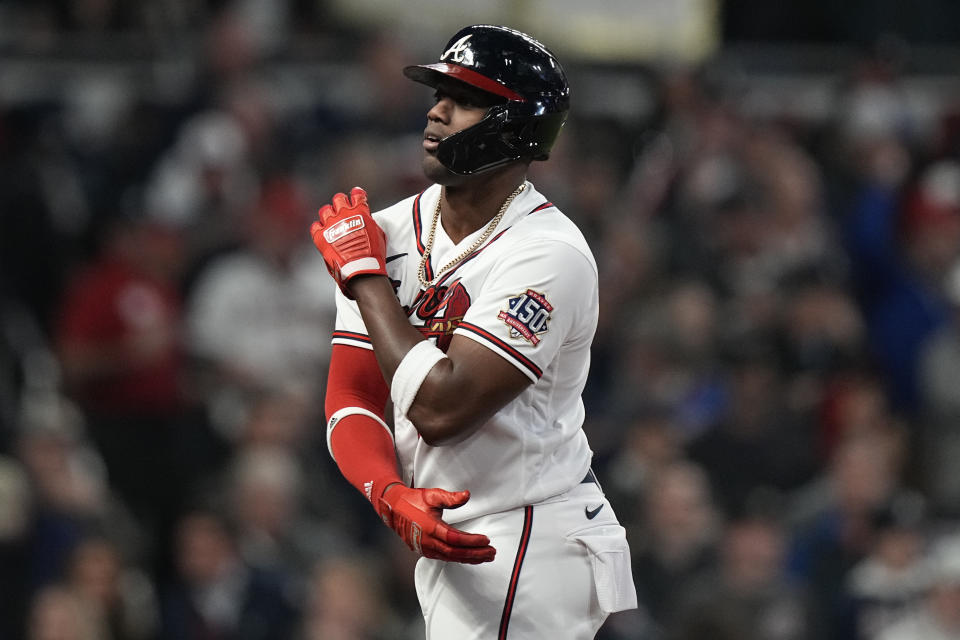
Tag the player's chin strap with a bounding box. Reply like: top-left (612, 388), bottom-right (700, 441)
top-left (326, 407), bottom-right (393, 461)
top-left (391, 340), bottom-right (448, 418)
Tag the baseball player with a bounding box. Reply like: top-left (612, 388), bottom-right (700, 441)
top-left (311, 24), bottom-right (637, 639)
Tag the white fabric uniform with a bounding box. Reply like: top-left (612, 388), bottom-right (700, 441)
top-left (331, 181), bottom-right (636, 638)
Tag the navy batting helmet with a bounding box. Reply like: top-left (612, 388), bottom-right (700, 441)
top-left (404, 24), bottom-right (570, 175)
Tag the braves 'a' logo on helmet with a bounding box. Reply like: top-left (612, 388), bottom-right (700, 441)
top-left (440, 34), bottom-right (473, 64)
top-left (498, 289), bottom-right (552, 346)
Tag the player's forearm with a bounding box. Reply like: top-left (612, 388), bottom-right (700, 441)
top-left (350, 275), bottom-right (435, 377)
top-left (328, 413), bottom-right (402, 497)
top-left (325, 343), bottom-right (400, 500)
top-left (350, 275), bottom-right (486, 444)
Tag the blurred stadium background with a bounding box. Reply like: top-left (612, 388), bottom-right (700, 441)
top-left (3, 1), bottom-right (960, 639)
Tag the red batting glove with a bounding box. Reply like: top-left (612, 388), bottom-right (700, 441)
top-left (310, 187), bottom-right (387, 299)
top-left (372, 479), bottom-right (496, 564)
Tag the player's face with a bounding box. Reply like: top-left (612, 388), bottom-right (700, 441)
top-left (421, 79), bottom-right (502, 185)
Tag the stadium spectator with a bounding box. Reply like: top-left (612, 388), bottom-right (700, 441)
top-left (672, 513), bottom-right (813, 640)
top-left (160, 509), bottom-right (298, 640)
top-left (53, 206), bottom-right (205, 542)
top-left (630, 460), bottom-right (721, 631)
top-left (63, 534), bottom-right (160, 640)
top-left (876, 533), bottom-right (960, 640)
top-left (184, 175), bottom-right (337, 439)
top-left (838, 495), bottom-right (930, 639)
top-left (26, 584), bottom-right (101, 640)
top-left (298, 556), bottom-right (402, 640)
top-left (917, 257), bottom-right (960, 517)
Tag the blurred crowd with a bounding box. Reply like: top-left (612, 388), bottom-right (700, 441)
top-left (3, 2), bottom-right (960, 640)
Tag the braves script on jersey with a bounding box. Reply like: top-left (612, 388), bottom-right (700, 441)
top-left (332, 181), bottom-right (598, 523)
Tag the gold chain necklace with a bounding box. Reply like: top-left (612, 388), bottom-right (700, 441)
top-left (417, 183), bottom-right (526, 288)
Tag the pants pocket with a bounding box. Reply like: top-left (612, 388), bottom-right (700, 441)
top-left (569, 525), bottom-right (638, 614)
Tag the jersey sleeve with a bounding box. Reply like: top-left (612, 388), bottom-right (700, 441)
top-left (330, 288), bottom-right (373, 350)
top-left (453, 239), bottom-right (598, 382)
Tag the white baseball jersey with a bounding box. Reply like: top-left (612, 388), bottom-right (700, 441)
top-left (331, 181), bottom-right (597, 524)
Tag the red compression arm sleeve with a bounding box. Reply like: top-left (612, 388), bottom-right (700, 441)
top-left (325, 343), bottom-right (402, 501)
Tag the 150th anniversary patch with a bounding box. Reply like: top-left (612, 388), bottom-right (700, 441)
top-left (498, 289), bottom-right (553, 345)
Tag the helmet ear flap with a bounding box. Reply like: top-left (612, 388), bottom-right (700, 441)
top-left (436, 103), bottom-right (569, 174)
top-left (436, 107), bottom-right (517, 175)
top-left (493, 103), bottom-right (567, 162)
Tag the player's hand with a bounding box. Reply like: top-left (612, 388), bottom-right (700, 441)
top-left (309, 187), bottom-right (387, 299)
top-left (376, 483), bottom-right (496, 564)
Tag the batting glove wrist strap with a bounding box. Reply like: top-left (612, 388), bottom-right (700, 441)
top-left (369, 476), bottom-right (405, 514)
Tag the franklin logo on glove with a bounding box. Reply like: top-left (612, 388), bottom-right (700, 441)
top-left (323, 215), bottom-right (365, 243)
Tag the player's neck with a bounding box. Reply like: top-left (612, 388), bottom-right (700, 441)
top-left (439, 167), bottom-right (527, 244)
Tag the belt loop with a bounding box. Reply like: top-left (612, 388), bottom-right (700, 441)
top-left (581, 468), bottom-right (604, 494)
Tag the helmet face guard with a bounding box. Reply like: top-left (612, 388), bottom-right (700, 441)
top-left (404, 25), bottom-right (570, 175)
